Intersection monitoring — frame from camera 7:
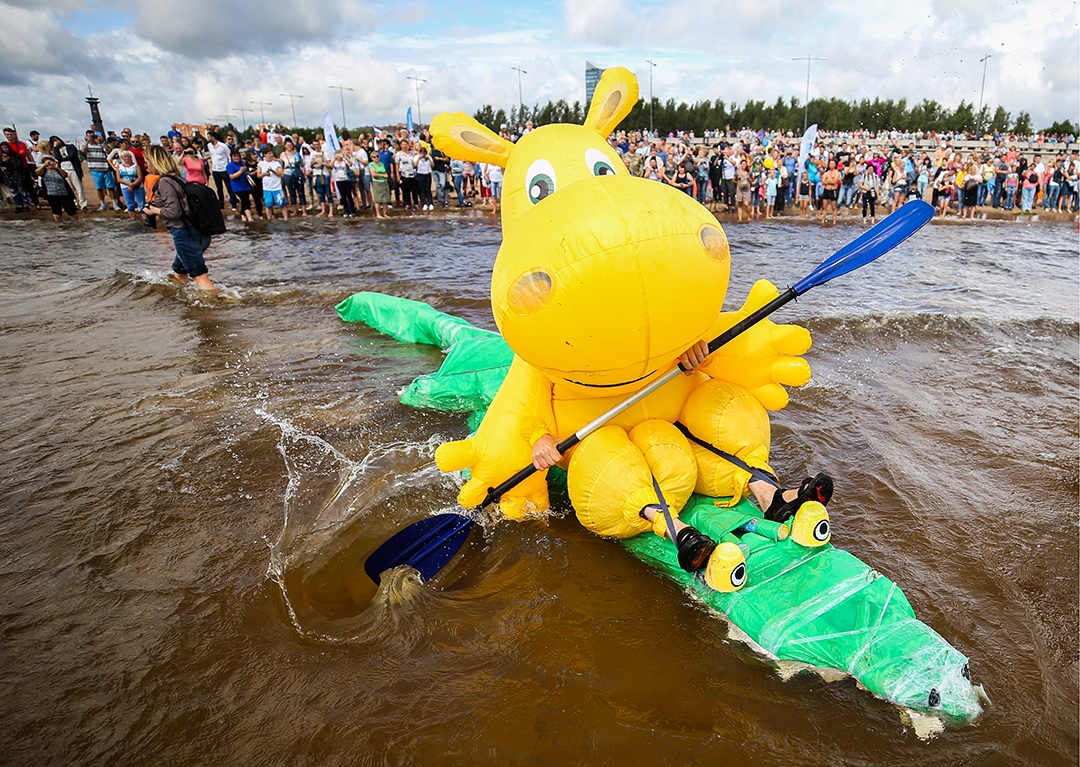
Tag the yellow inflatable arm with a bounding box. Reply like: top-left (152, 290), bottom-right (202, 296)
top-left (699, 280), bottom-right (813, 411)
top-left (434, 356), bottom-right (556, 519)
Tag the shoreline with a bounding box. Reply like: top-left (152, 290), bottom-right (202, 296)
top-left (3, 201), bottom-right (1076, 226)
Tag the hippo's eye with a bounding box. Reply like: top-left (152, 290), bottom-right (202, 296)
top-left (585, 148), bottom-right (617, 177)
top-left (526, 159), bottom-right (556, 204)
top-left (507, 270), bottom-right (553, 315)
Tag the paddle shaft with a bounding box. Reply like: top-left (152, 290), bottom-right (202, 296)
top-left (480, 286), bottom-right (801, 507)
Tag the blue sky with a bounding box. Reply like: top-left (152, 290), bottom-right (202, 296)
top-left (2, 0), bottom-right (1076, 139)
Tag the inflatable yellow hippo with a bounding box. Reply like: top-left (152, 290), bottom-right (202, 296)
top-left (431, 67), bottom-right (813, 565)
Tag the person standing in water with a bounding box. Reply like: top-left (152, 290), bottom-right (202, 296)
top-left (142, 145), bottom-right (217, 292)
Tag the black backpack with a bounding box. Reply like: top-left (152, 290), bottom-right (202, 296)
top-left (158, 176), bottom-right (227, 235)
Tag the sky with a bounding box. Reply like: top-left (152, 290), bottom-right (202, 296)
top-left (1, 0), bottom-right (1077, 140)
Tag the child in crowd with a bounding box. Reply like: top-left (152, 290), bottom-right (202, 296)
top-left (257, 147), bottom-right (288, 220)
top-left (765, 169), bottom-right (778, 219)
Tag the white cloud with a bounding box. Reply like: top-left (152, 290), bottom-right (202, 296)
top-left (564, 0), bottom-right (636, 45)
top-left (0, 0), bottom-right (1074, 140)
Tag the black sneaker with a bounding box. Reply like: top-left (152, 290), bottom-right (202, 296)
top-left (675, 526), bottom-right (717, 572)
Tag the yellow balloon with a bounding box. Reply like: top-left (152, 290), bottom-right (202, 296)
top-left (764, 157), bottom-right (775, 169)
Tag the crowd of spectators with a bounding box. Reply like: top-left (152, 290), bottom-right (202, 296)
top-left (1, 120), bottom-right (1077, 226)
top-left (0, 122), bottom-right (511, 224)
top-left (612, 127), bottom-right (1079, 221)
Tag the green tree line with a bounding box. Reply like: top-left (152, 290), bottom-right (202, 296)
top-left (474, 97), bottom-right (1076, 137)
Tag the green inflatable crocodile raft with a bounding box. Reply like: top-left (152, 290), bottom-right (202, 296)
top-left (337, 291), bottom-right (987, 728)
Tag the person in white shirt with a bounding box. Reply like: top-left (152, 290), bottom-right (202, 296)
top-left (206, 132), bottom-right (235, 209)
top-left (484, 162), bottom-right (504, 212)
top-left (257, 149), bottom-right (288, 220)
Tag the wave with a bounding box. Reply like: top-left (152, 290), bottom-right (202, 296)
top-left (810, 311), bottom-right (1078, 351)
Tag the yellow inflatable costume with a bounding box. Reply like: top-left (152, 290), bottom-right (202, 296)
top-left (432, 67), bottom-right (812, 556)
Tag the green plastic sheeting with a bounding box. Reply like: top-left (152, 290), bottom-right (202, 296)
top-left (338, 291), bottom-right (985, 725)
top-left (336, 292), bottom-right (513, 417)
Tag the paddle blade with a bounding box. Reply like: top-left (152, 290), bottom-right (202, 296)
top-left (792, 200), bottom-right (934, 295)
top-left (363, 514), bottom-right (474, 584)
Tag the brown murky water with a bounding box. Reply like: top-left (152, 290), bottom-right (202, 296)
top-left (1, 214), bottom-right (1076, 766)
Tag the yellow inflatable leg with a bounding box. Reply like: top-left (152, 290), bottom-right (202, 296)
top-left (681, 379), bottom-right (775, 504)
top-left (567, 421), bottom-right (696, 539)
top-left (628, 420), bottom-right (697, 539)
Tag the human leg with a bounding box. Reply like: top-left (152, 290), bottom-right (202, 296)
top-left (1045, 184), bottom-right (1059, 210)
top-left (417, 173), bottom-right (433, 208)
top-left (339, 181), bottom-right (356, 215)
top-left (1021, 185), bottom-right (1035, 210)
top-left (169, 225), bottom-right (216, 291)
top-left (46, 195), bottom-right (64, 222)
top-left (212, 170), bottom-right (229, 208)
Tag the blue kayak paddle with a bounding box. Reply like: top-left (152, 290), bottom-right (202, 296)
top-left (362, 200), bottom-right (935, 584)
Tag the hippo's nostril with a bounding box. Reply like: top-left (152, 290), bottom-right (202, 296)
top-left (507, 270), bottom-right (554, 315)
top-left (699, 224), bottom-right (729, 262)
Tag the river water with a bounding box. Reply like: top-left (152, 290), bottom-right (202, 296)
top-left (0, 212), bottom-right (1076, 766)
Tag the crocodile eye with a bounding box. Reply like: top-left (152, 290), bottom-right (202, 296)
top-left (928, 688), bottom-right (940, 707)
top-left (814, 519), bottom-right (830, 542)
top-left (526, 159), bottom-right (556, 204)
top-left (585, 147), bottom-right (617, 176)
top-left (729, 562), bottom-right (747, 589)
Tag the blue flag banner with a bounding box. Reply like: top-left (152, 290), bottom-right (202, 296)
top-left (323, 111), bottom-right (340, 161)
top-left (406, 107), bottom-right (414, 136)
top-left (796, 123), bottom-right (818, 187)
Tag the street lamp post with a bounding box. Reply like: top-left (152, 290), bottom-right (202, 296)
top-left (233, 106), bottom-right (248, 132)
top-left (329, 85), bottom-right (353, 130)
top-left (406, 76), bottom-right (427, 129)
top-left (250, 100), bottom-right (272, 126)
top-left (279, 92), bottom-right (304, 129)
top-left (791, 55), bottom-right (826, 132)
top-left (976, 53), bottom-right (993, 136)
top-left (646, 58), bottom-right (657, 134)
top-left (511, 66), bottom-right (527, 122)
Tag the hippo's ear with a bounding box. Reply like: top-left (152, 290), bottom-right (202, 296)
top-left (583, 66), bottom-right (640, 138)
top-left (431, 112), bottom-right (514, 166)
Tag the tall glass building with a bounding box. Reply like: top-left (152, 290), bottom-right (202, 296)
top-left (585, 61), bottom-right (606, 105)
